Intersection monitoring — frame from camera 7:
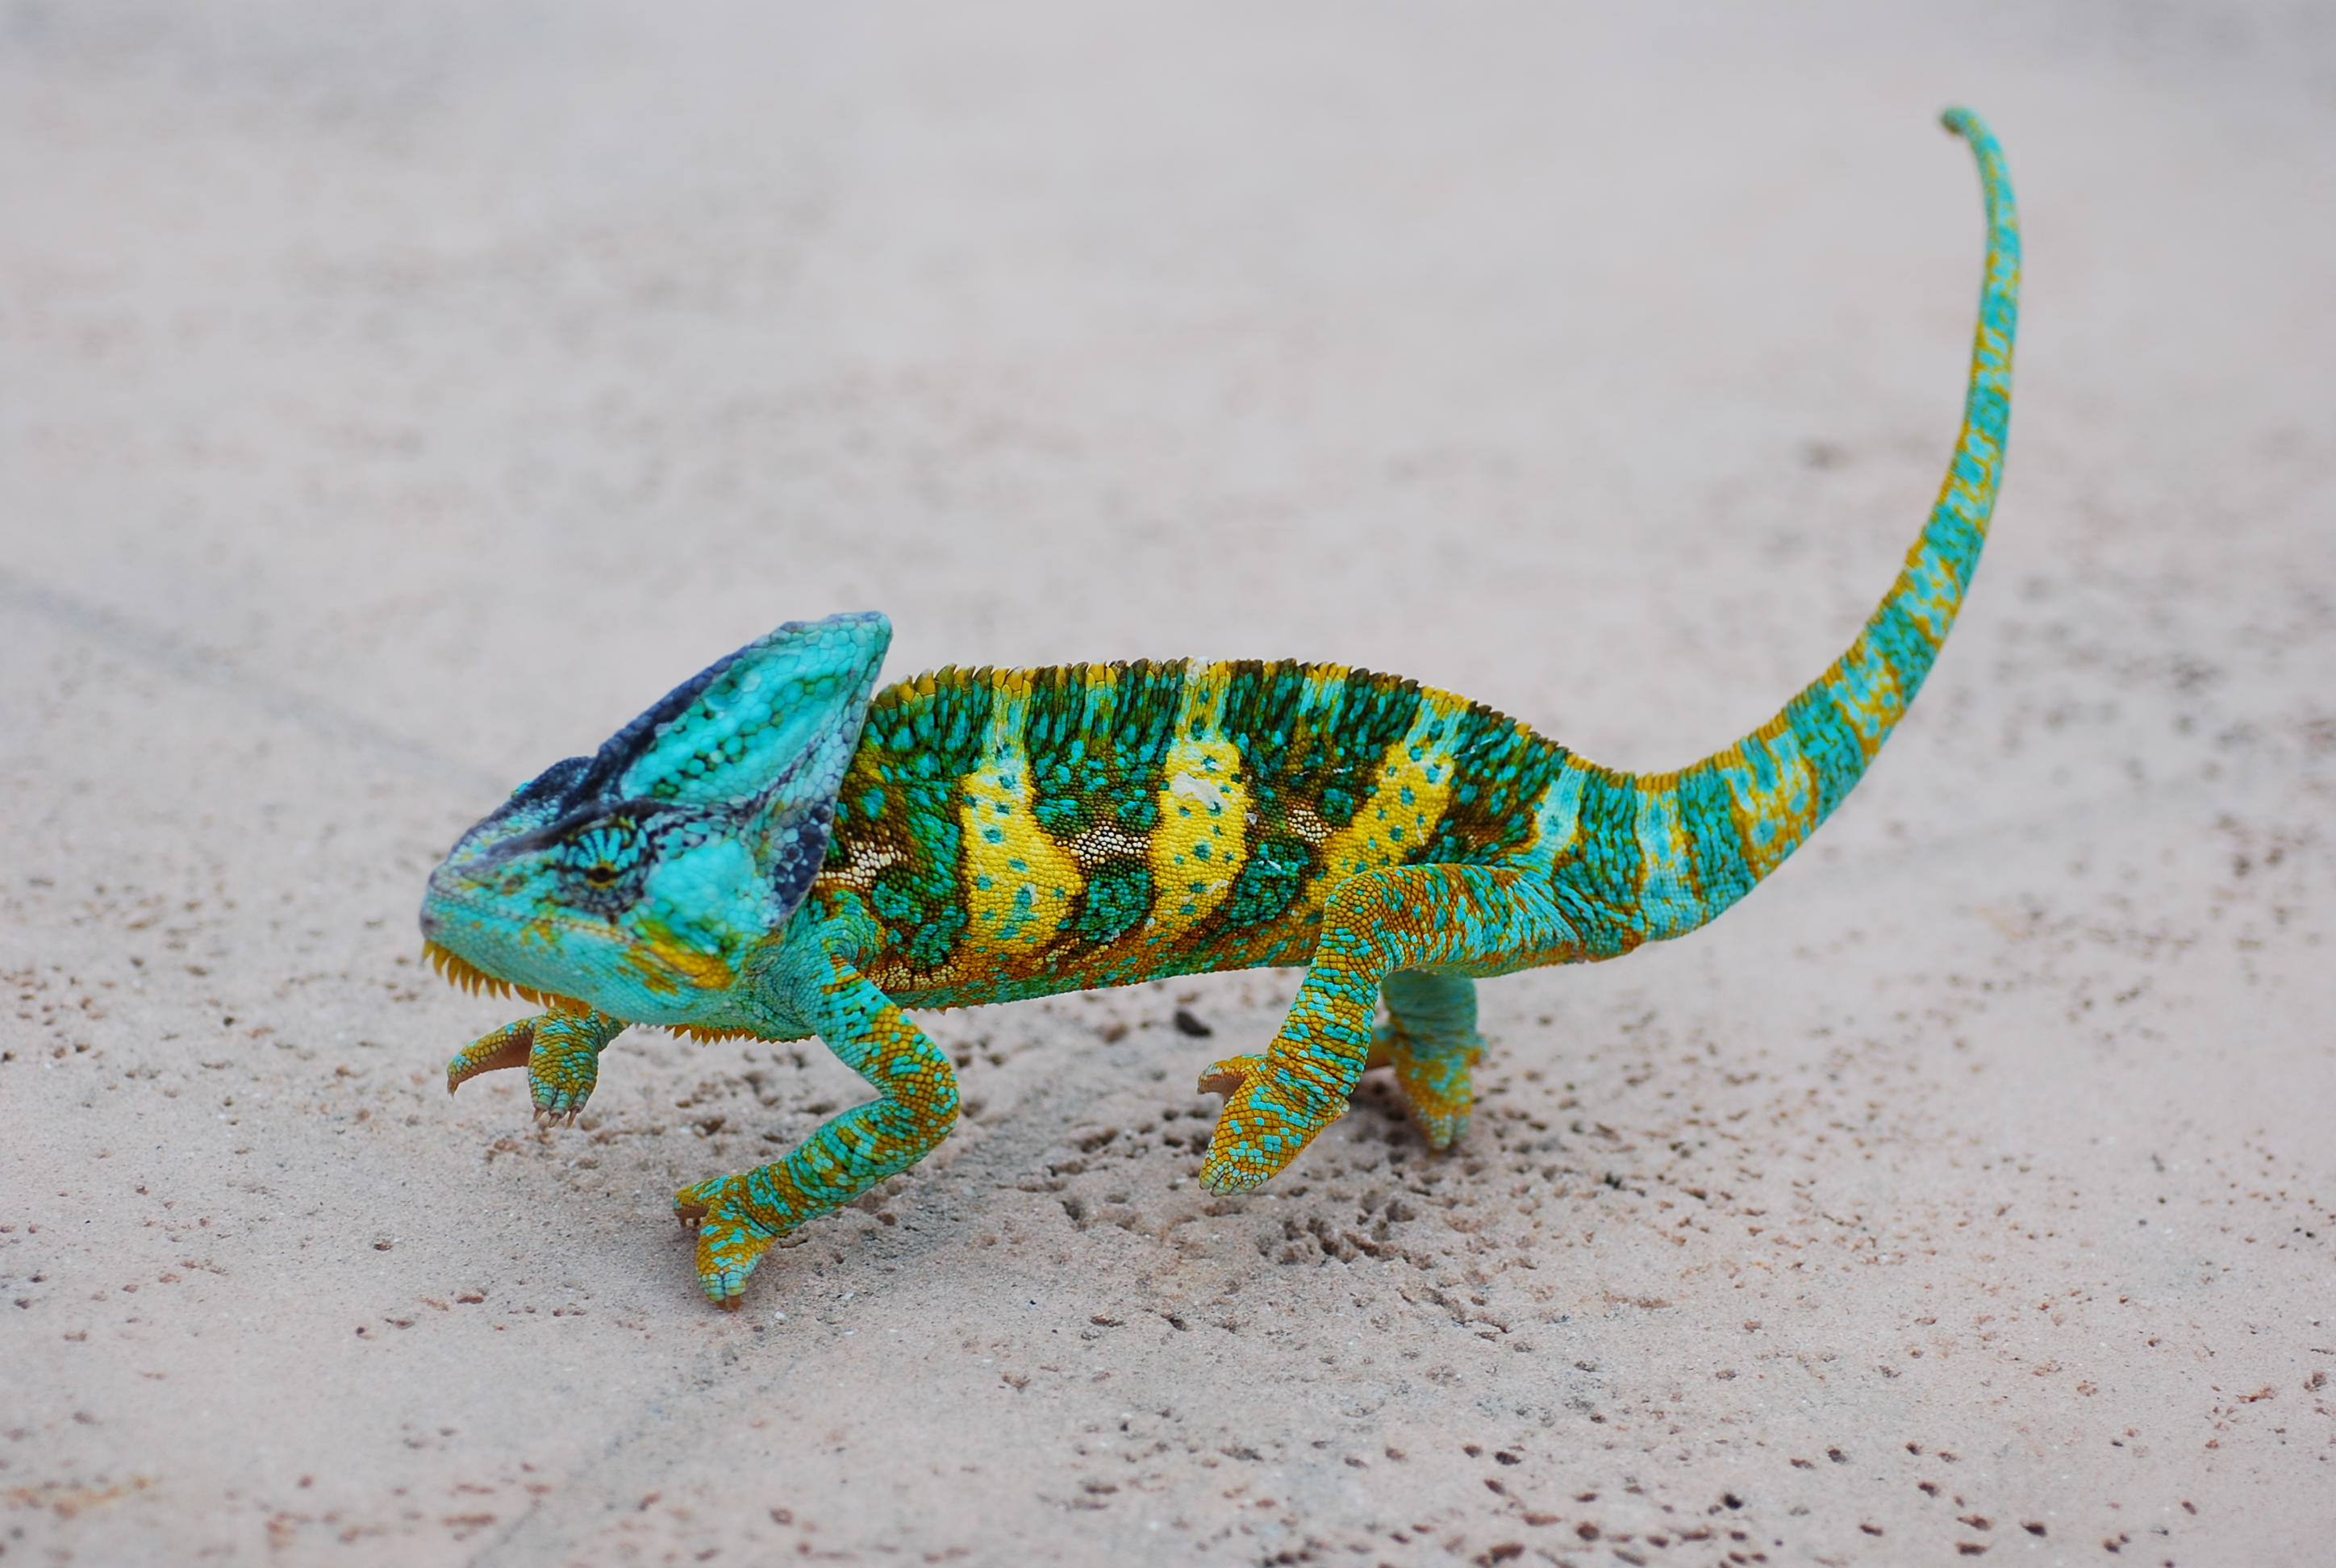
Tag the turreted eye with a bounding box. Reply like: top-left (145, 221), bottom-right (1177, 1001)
top-left (562, 822), bottom-right (642, 894)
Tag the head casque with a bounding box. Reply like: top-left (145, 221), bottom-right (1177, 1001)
top-left (419, 613), bottom-right (891, 1028)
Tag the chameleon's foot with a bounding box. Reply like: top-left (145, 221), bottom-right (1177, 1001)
top-left (1196, 1053), bottom-right (1340, 1195)
top-left (1374, 970), bottom-right (1484, 1152)
top-left (524, 1022), bottom-right (599, 1124)
top-left (1375, 1018), bottom-right (1480, 1153)
top-left (444, 1007), bottom-right (622, 1123)
top-left (674, 1174), bottom-right (786, 1308)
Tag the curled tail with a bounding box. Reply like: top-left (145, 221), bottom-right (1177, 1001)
top-left (1578, 107), bottom-right (2018, 944)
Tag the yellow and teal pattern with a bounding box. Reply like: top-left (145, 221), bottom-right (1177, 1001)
top-left (418, 109), bottom-right (2019, 1307)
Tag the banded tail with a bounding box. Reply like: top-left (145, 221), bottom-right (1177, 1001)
top-left (1609, 107), bottom-right (2018, 938)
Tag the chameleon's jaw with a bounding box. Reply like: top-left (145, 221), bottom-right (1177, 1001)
top-left (417, 882), bottom-right (590, 1010)
top-left (419, 874), bottom-right (627, 1011)
top-left (420, 939), bottom-right (572, 1009)
top-left (416, 853), bottom-right (625, 1011)
top-left (419, 857), bottom-right (761, 1029)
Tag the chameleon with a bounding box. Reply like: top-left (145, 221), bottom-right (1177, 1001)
top-left (418, 108), bottom-right (2017, 1307)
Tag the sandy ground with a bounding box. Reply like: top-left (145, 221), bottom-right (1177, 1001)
top-left (4, 3), bottom-right (2334, 1564)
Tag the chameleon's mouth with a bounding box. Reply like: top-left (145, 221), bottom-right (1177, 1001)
top-left (422, 940), bottom-right (586, 1013)
top-left (421, 938), bottom-right (757, 1045)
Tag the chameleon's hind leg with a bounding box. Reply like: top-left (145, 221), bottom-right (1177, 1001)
top-left (674, 949), bottom-right (957, 1307)
top-left (1200, 865), bottom-right (1567, 1195)
top-left (446, 1003), bottom-right (629, 1122)
top-left (1374, 970), bottom-right (1484, 1152)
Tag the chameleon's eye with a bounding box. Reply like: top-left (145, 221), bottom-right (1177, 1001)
top-left (563, 822), bottom-right (642, 896)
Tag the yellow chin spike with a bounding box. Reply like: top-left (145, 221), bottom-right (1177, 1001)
top-left (666, 1021), bottom-right (757, 1042)
top-left (422, 940), bottom-right (583, 1013)
top-left (422, 941), bottom-right (757, 1040)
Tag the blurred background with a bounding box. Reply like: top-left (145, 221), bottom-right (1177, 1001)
top-left (7, 2), bottom-right (2330, 778)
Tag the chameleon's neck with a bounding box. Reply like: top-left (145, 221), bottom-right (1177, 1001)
top-left (1627, 108), bottom-right (2019, 928)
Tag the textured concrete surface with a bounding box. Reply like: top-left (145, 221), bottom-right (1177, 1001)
top-left (4, 3), bottom-right (2333, 1564)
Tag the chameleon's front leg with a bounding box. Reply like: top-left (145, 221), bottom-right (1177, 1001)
top-left (1200, 865), bottom-right (1562, 1194)
top-left (674, 949), bottom-right (957, 1307)
top-left (446, 1002), bottom-right (630, 1122)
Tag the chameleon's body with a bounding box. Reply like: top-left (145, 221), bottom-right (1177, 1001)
top-left (419, 111), bottom-right (2018, 1307)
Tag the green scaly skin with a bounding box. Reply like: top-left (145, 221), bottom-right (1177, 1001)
top-left (419, 110), bottom-right (2018, 1308)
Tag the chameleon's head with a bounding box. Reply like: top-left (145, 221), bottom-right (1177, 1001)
top-left (418, 612), bottom-right (891, 1024)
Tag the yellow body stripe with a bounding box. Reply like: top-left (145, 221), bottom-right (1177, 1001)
top-left (1301, 695), bottom-right (1460, 907)
top-left (957, 693), bottom-right (1082, 961)
top-left (1142, 682), bottom-right (1251, 944)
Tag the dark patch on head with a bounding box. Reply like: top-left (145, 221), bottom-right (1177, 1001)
top-left (507, 754), bottom-right (595, 814)
top-left (569, 644), bottom-right (751, 804)
top-left (444, 756), bottom-right (595, 860)
top-left (443, 641), bottom-right (760, 865)
top-left (447, 799), bottom-right (709, 922)
top-left (764, 800), bottom-right (835, 917)
top-left (462, 793), bottom-right (687, 866)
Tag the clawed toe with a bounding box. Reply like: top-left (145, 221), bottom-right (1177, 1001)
top-left (1195, 1053), bottom-right (1264, 1099)
top-left (1413, 1108), bottom-right (1470, 1151)
top-left (673, 1178), bottom-right (784, 1303)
